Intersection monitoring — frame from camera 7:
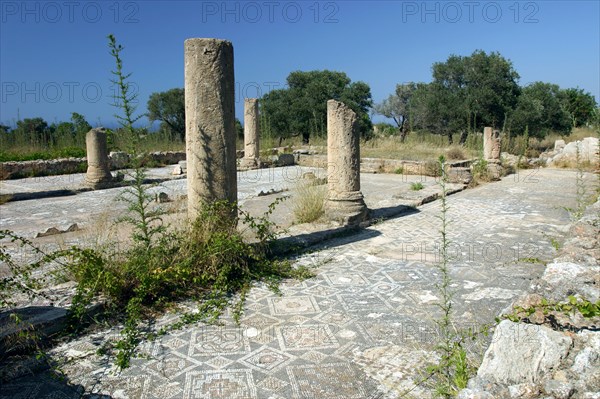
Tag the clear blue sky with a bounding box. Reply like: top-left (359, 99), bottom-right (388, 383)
top-left (1, 0), bottom-right (598, 128)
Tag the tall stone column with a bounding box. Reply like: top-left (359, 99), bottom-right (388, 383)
top-left (325, 100), bottom-right (367, 225)
top-left (85, 127), bottom-right (112, 189)
top-left (184, 38), bottom-right (237, 220)
top-left (240, 98), bottom-right (260, 169)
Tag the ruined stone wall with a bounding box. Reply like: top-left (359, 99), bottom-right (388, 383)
top-left (0, 151), bottom-right (186, 180)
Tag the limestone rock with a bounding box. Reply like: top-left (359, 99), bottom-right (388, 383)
top-left (507, 383), bottom-right (539, 398)
top-left (108, 151), bottom-right (130, 169)
top-left (501, 152), bottom-right (519, 167)
top-left (477, 320), bottom-right (572, 384)
top-left (551, 137), bottom-right (599, 166)
top-left (178, 160), bottom-right (187, 173)
top-left (540, 262), bottom-right (600, 303)
top-left (542, 380), bottom-right (573, 399)
top-left (448, 167), bottom-right (473, 184)
top-left (172, 165), bottom-right (183, 175)
top-left (457, 388), bottom-right (495, 399)
top-left (486, 161), bottom-right (503, 180)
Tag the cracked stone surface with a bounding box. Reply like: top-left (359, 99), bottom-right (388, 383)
top-left (0, 168), bottom-right (587, 398)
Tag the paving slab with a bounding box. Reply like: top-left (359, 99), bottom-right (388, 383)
top-left (0, 168), bottom-right (586, 398)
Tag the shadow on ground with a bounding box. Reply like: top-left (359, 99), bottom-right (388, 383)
top-left (0, 371), bottom-right (112, 399)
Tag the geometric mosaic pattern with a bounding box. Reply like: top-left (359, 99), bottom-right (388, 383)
top-left (287, 362), bottom-right (372, 398)
top-left (2, 169), bottom-right (578, 398)
top-left (183, 370), bottom-right (257, 399)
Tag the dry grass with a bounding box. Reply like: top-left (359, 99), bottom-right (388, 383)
top-left (293, 181), bottom-right (327, 224)
top-left (360, 134), bottom-right (479, 161)
top-left (445, 146), bottom-right (467, 160)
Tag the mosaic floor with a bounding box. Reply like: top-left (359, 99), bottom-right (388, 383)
top-left (0, 168), bottom-right (581, 398)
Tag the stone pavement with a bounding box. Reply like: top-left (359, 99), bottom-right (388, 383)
top-left (0, 166), bottom-right (462, 238)
top-left (0, 168), bottom-right (584, 398)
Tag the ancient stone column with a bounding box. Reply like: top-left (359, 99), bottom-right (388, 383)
top-left (483, 127), bottom-right (503, 179)
top-left (85, 127), bottom-right (112, 189)
top-left (483, 127), bottom-right (501, 161)
top-left (325, 100), bottom-right (368, 225)
top-left (184, 38), bottom-right (237, 220)
top-left (240, 98), bottom-right (260, 169)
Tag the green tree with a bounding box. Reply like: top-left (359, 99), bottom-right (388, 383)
top-left (412, 50), bottom-right (520, 143)
top-left (261, 70), bottom-right (373, 143)
top-left (374, 82), bottom-right (417, 142)
top-left (560, 88), bottom-right (597, 128)
top-left (147, 88), bottom-right (186, 141)
top-left (412, 82), bottom-right (463, 144)
top-left (508, 82), bottom-right (571, 138)
top-left (261, 89), bottom-right (293, 144)
top-left (71, 112), bottom-right (92, 136)
top-left (0, 124), bottom-right (12, 148)
top-left (13, 117), bottom-right (52, 146)
top-left (51, 112), bottom-right (92, 147)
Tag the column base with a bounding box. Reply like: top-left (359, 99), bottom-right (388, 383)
top-left (239, 158), bottom-right (261, 170)
top-left (325, 191), bottom-right (369, 226)
top-left (85, 170), bottom-right (113, 189)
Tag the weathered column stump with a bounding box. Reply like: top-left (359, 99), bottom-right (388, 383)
top-left (184, 38), bottom-right (237, 220)
top-left (85, 127), bottom-right (113, 189)
top-left (325, 100), bottom-right (368, 225)
top-left (483, 126), bottom-right (503, 180)
top-left (240, 98), bottom-right (261, 169)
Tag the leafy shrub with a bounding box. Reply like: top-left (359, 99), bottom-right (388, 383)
top-left (470, 158), bottom-right (491, 186)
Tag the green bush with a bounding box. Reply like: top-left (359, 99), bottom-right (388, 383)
top-left (410, 182), bottom-right (424, 191)
top-left (0, 147), bottom-right (86, 162)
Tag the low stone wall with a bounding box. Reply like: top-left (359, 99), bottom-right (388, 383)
top-left (0, 158), bottom-right (87, 180)
top-left (0, 151), bottom-right (187, 180)
top-left (296, 154), bottom-right (473, 176)
top-left (144, 151), bottom-right (186, 166)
